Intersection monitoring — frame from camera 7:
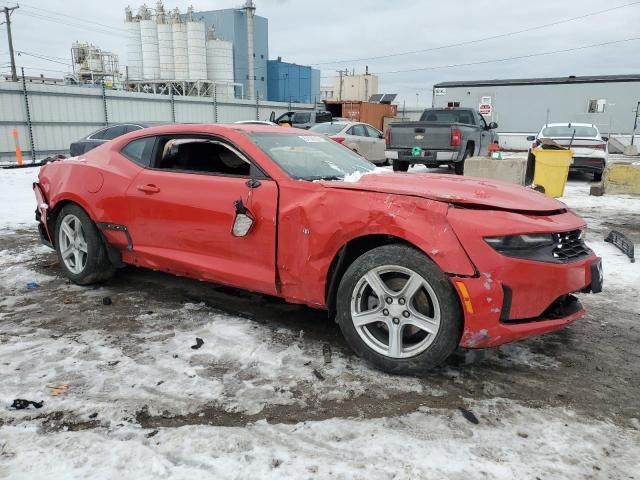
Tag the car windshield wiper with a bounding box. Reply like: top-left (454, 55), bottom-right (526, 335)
top-left (299, 175), bottom-right (345, 181)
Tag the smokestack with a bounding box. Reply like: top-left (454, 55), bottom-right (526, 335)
top-left (244, 0), bottom-right (256, 100)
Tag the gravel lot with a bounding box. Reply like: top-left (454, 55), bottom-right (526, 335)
top-left (1, 167), bottom-right (639, 479)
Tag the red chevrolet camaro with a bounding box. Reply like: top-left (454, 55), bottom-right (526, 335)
top-left (34, 124), bottom-right (603, 374)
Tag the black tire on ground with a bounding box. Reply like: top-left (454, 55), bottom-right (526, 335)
top-left (392, 159), bottom-right (409, 172)
top-left (454, 148), bottom-right (472, 176)
top-left (54, 203), bottom-right (115, 285)
top-left (594, 172), bottom-right (603, 182)
top-left (335, 244), bottom-right (463, 375)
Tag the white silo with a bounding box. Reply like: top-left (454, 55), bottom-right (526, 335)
top-left (185, 6), bottom-right (207, 81)
top-left (171, 8), bottom-right (188, 81)
top-left (206, 30), bottom-right (234, 99)
top-left (156, 1), bottom-right (174, 79)
top-left (139, 4), bottom-right (160, 80)
top-left (124, 6), bottom-right (143, 80)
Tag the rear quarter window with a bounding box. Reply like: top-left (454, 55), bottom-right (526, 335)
top-left (121, 137), bottom-right (155, 167)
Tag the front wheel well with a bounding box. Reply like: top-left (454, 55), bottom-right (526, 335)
top-left (47, 200), bottom-right (85, 246)
top-left (325, 234), bottom-right (420, 318)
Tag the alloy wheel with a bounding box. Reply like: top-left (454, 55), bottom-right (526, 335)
top-left (350, 265), bottom-right (441, 359)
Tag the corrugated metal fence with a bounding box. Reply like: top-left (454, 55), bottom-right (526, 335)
top-left (0, 81), bottom-right (313, 163)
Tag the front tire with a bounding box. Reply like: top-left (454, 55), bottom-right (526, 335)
top-left (392, 160), bottom-right (409, 172)
top-left (55, 204), bottom-right (115, 285)
top-left (336, 244), bottom-right (463, 375)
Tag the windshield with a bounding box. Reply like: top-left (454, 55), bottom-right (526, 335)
top-left (419, 109), bottom-right (475, 124)
top-left (309, 123), bottom-right (346, 135)
top-left (292, 112), bottom-right (311, 124)
top-left (542, 126), bottom-right (598, 138)
top-left (249, 133), bottom-right (376, 181)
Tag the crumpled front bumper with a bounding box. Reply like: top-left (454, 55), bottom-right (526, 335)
top-left (447, 207), bottom-right (602, 348)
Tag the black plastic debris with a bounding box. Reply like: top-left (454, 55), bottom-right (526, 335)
top-left (191, 338), bottom-right (204, 350)
top-left (605, 230), bottom-right (635, 263)
top-left (9, 399), bottom-right (43, 410)
top-left (458, 407), bottom-right (479, 424)
top-left (312, 369), bottom-right (325, 381)
top-left (102, 296), bottom-right (112, 306)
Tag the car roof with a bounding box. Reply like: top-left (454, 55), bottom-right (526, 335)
top-left (131, 123), bottom-right (317, 136)
top-left (543, 123), bottom-right (596, 128)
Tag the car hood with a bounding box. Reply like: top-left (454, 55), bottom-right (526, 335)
top-left (321, 172), bottom-right (567, 213)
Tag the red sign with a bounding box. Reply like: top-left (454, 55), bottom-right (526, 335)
top-left (479, 103), bottom-right (492, 116)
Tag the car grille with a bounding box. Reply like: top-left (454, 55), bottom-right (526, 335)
top-left (552, 230), bottom-right (591, 262)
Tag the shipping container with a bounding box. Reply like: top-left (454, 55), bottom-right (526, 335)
top-left (323, 101), bottom-right (398, 130)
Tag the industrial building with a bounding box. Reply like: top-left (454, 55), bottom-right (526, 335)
top-left (124, 2), bottom-right (246, 99)
top-left (321, 70), bottom-right (379, 102)
top-left (192, 2), bottom-right (268, 100)
top-left (266, 58), bottom-right (320, 104)
top-left (432, 74), bottom-right (640, 142)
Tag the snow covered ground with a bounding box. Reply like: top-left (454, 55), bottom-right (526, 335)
top-left (0, 166), bottom-right (639, 479)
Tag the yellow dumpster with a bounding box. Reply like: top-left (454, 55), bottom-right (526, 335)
top-left (532, 148), bottom-right (573, 198)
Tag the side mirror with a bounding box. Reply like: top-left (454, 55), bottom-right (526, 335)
top-left (378, 133), bottom-right (384, 139)
top-left (232, 199), bottom-right (254, 237)
top-left (269, 111), bottom-right (276, 123)
top-left (526, 135), bottom-right (536, 141)
top-left (488, 122), bottom-right (498, 130)
top-left (602, 136), bottom-right (609, 142)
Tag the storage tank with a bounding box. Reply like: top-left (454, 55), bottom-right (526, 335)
top-left (185, 6), bottom-right (207, 80)
top-left (156, 1), bottom-right (174, 79)
top-left (124, 7), bottom-right (143, 80)
top-left (206, 31), bottom-right (234, 99)
top-left (139, 5), bottom-right (160, 80)
top-left (171, 8), bottom-right (188, 81)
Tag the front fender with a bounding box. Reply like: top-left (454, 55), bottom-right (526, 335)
top-left (276, 184), bottom-right (476, 307)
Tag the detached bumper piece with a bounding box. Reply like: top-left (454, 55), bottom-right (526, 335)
top-left (605, 230), bottom-right (635, 263)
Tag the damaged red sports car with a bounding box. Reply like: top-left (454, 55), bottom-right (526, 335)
top-left (33, 124), bottom-right (603, 374)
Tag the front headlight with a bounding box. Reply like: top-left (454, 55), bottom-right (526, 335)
top-left (485, 234), bottom-right (555, 252)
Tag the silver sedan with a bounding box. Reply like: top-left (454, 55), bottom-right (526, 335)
top-left (310, 121), bottom-right (387, 165)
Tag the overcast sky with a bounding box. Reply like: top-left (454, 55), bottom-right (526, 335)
top-left (1, 0), bottom-right (638, 106)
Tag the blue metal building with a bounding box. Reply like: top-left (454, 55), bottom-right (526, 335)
top-left (192, 8), bottom-right (269, 100)
top-left (267, 58), bottom-right (321, 104)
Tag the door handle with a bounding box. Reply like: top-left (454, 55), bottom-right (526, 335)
top-left (246, 179), bottom-right (261, 189)
top-left (137, 184), bottom-right (160, 194)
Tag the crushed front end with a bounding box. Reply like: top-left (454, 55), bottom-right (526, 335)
top-left (446, 206), bottom-right (602, 348)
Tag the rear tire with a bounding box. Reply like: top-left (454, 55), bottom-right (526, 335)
top-left (336, 244), bottom-right (463, 375)
top-left (454, 149), bottom-right (472, 176)
top-left (392, 160), bottom-right (409, 172)
top-left (54, 204), bottom-right (115, 285)
top-left (594, 172), bottom-right (603, 182)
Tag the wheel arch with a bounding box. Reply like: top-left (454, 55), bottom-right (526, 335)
top-left (325, 234), bottom-right (430, 318)
top-left (46, 196), bottom-right (98, 247)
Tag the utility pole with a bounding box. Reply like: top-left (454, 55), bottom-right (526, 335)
top-left (631, 101), bottom-right (640, 146)
top-left (2, 5), bottom-right (19, 82)
top-left (336, 69), bottom-right (346, 101)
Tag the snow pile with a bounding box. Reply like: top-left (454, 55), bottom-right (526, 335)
top-left (0, 167), bottom-right (39, 229)
top-left (2, 399), bottom-right (639, 480)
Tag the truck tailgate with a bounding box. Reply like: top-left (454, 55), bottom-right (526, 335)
top-left (389, 122), bottom-right (453, 150)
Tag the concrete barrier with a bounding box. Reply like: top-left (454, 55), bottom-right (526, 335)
top-left (464, 156), bottom-right (528, 185)
top-left (603, 162), bottom-right (640, 195)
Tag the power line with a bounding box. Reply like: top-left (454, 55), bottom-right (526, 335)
top-left (17, 51), bottom-right (72, 66)
top-left (374, 36), bottom-right (640, 76)
top-left (13, 10), bottom-right (123, 37)
top-left (0, 0), bottom-right (126, 33)
top-left (310, 1), bottom-right (640, 66)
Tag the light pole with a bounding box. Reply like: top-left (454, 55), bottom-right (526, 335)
top-left (416, 93), bottom-right (419, 109)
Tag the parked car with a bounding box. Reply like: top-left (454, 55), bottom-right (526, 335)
top-left (385, 108), bottom-right (499, 174)
top-left (527, 123), bottom-right (608, 181)
top-left (69, 123), bottom-right (154, 157)
top-left (34, 123), bottom-right (602, 374)
top-left (310, 121), bottom-right (387, 165)
top-left (269, 110), bottom-right (333, 129)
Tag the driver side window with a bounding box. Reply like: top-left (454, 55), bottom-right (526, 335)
top-left (154, 137), bottom-right (255, 177)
